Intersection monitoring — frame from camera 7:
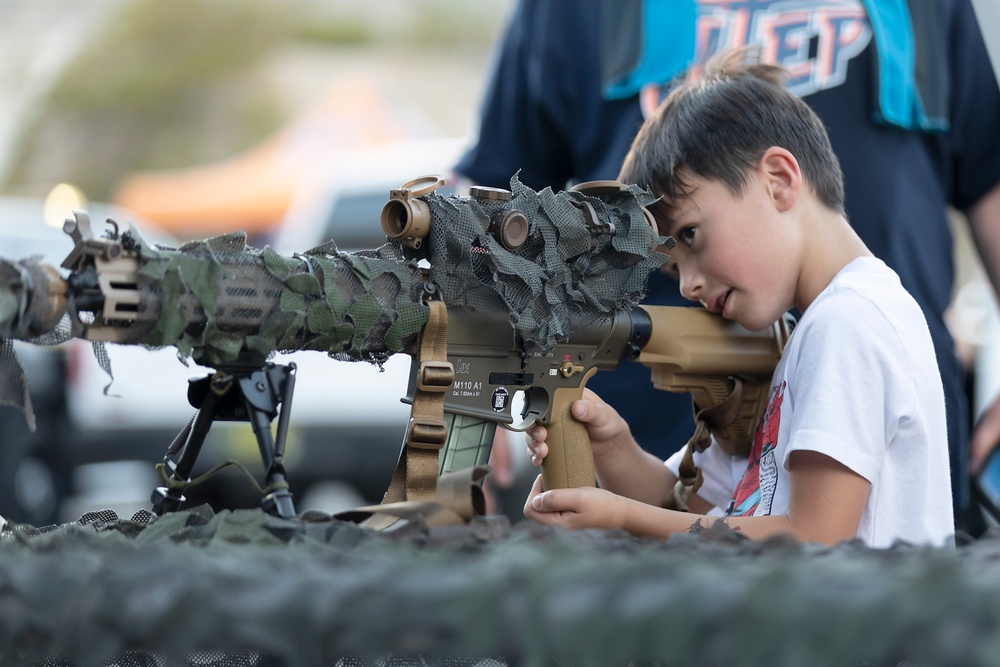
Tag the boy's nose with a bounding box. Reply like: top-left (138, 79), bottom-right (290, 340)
top-left (678, 270), bottom-right (703, 302)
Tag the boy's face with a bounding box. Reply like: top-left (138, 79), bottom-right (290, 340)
top-left (660, 172), bottom-right (797, 332)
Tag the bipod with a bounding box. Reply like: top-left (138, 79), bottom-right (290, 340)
top-left (151, 353), bottom-right (298, 520)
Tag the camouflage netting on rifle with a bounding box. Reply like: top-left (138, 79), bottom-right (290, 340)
top-left (122, 175), bottom-right (662, 364)
top-left (1, 508), bottom-right (1000, 667)
top-left (121, 232), bottom-right (427, 366)
top-left (421, 177), bottom-right (664, 352)
top-left (0, 176), bottom-right (664, 418)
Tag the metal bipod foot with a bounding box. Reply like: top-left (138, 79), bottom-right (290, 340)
top-left (150, 358), bottom-right (298, 520)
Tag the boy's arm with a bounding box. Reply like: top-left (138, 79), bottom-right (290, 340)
top-left (526, 450), bottom-right (870, 545)
top-left (701, 450), bottom-right (869, 543)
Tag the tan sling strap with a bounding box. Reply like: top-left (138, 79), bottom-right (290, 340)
top-left (668, 377), bottom-right (746, 512)
top-left (338, 465), bottom-right (490, 527)
top-left (398, 296), bottom-right (453, 501)
top-left (354, 298), bottom-right (458, 529)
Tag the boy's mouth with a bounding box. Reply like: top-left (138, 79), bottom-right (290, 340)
top-left (710, 289), bottom-right (731, 316)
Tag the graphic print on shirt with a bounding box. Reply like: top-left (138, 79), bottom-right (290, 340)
top-left (730, 381), bottom-right (785, 516)
top-left (640, 0), bottom-right (872, 118)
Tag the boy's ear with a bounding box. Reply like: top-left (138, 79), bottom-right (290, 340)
top-left (759, 147), bottom-right (801, 212)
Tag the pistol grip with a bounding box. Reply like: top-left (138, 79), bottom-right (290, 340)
top-left (541, 382), bottom-right (597, 490)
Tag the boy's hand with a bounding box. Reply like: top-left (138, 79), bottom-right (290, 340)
top-left (524, 388), bottom-right (631, 466)
top-left (523, 474), bottom-right (629, 531)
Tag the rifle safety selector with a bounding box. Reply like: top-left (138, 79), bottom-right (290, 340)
top-left (469, 185), bottom-right (529, 251)
top-left (558, 360), bottom-right (586, 378)
top-left (381, 175), bottom-right (446, 250)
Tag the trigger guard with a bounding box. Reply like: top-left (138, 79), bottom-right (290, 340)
top-left (501, 416), bottom-right (536, 433)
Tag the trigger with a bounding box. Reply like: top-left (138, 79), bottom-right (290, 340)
top-left (506, 396), bottom-right (540, 432)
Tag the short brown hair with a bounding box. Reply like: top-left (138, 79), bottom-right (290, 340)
top-left (619, 47), bottom-right (845, 219)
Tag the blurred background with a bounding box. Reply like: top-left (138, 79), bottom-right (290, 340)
top-left (1, 0), bottom-right (508, 220)
top-left (0, 0), bottom-right (515, 525)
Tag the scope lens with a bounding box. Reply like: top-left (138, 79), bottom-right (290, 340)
top-left (380, 200), bottom-right (410, 237)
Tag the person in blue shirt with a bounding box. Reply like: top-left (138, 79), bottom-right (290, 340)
top-left (453, 0), bottom-right (1000, 536)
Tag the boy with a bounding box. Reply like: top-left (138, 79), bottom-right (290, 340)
top-left (522, 49), bottom-right (955, 548)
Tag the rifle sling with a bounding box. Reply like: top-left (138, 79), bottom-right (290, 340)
top-left (364, 299), bottom-right (453, 529)
top-left (341, 465), bottom-right (490, 527)
top-left (669, 377), bottom-right (745, 512)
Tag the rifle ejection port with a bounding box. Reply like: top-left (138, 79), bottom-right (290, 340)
top-left (489, 372), bottom-right (533, 385)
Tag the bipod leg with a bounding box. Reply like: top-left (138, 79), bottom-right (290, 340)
top-left (151, 379), bottom-right (221, 515)
top-left (238, 364), bottom-right (297, 520)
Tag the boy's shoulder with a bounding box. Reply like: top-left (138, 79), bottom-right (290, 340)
top-left (811, 256), bottom-right (911, 319)
top-left (798, 256), bottom-right (935, 362)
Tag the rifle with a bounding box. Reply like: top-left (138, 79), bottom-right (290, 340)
top-left (0, 175), bottom-right (787, 521)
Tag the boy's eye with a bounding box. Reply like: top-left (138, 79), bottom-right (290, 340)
top-left (679, 226), bottom-right (696, 245)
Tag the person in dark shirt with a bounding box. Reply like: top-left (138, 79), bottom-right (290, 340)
top-left (454, 0), bottom-right (1000, 536)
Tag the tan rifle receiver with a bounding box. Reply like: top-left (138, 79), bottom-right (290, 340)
top-left (403, 304), bottom-right (792, 491)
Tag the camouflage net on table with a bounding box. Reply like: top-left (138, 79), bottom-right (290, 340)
top-left (2, 506), bottom-right (1000, 667)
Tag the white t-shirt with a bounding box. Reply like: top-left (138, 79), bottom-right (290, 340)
top-left (665, 257), bottom-right (955, 548)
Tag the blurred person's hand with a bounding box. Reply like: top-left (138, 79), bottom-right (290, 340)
top-left (967, 185), bottom-right (1000, 475)
top-left (483, 429), bottom-right (515, 515)
top-left (971, 395), bottom-right (1000, 474)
